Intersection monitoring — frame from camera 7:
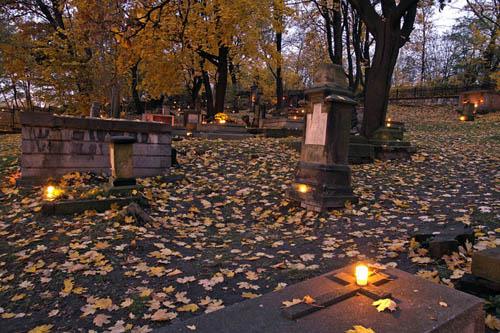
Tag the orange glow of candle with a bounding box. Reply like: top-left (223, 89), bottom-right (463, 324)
top-left (296, 183), bottom-right (310, 194)
top-left (355, 264), bottom-right (369, 286)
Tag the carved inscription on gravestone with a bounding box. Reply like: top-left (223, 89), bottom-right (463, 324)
top-left (305, 103), bottom-right (327, 145)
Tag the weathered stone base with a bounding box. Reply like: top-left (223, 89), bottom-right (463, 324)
top-left (41, 195), bottom-right (148, 216)
top-left (459, 114), bottom-right (475, 121)
top-left (288, 162), bottom-right (358, 211)
top-left (349, 136), bottom-right (375, 164)
top-left (159, 264), bottom-right (484, 333)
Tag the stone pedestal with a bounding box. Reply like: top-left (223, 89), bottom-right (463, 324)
top-left (159, 264), bottom-right (484, 333)
top-left (369, 124), bottom-right (416, 161)
top-left (348, 135), bottom-right (375, 164)
top-left (458, 248), bottom-right (500, 296)
top-left (460, 103), bottom-right (475, 121)
top-left (288, 64), bottom-right (357, 212)
top-left (472, 247), bottom-right (500, 284)
top-left (109, 136), bottom-right (136, 186)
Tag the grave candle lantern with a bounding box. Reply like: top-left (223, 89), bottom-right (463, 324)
top-left (288, 63), bottom-right (358, 212)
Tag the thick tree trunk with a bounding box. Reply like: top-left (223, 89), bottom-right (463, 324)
top-left (361, 24), bottom-right (401, 138)
top-left (275, 31), bottom-right (284, 112)
top-left (131, 62), bottom-right (144, 115)
top-left (213, 46), bottom-right (229, 117)
top-left (228, 59), bottom-right (239, 111)
top-left (111, 83), bottom-right (121, 118)
top-left (202, 70), bottom-right (215, 119)
top-left (190, 76), bottom-right (203, 109)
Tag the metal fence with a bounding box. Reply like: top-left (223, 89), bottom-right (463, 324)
top-left (0, 109), bottom-right (21, 133)
top-left (389, 83), bottom-right (495, 100)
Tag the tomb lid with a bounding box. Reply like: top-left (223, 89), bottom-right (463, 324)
top-left (158, 264), bottom-right (483, 333)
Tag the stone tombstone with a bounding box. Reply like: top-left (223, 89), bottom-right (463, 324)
top-left (159, 264), bottom-right (484, 333)
top-left (90, 102), bottom-right (101, 118)
top-left (109, 136), bottom-right (136, 186)
top-left (288, 63), bottom-right (357, 211)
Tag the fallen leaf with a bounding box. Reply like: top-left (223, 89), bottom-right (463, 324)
top-left (372, 298), bottom-right (398, 312)
top-left (346, 325), bottom-right (375, 333)
top-left (93, 314), bottom-right (111, 327)
top-left (151, 309), bottom-right (177, 321)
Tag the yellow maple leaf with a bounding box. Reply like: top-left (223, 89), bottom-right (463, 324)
top-left (11, 293), bottom-right (26, 301)
top-left (241, 292), bottom-right (260, 299)
top-left (95, 241), bottom-right (110, 250)
top-left (162, 286), bottom-right (175, 293)
top-left (485, 314), bottom-right (500, 330)
top-left (93, 297), bottom-right (113, 310)
top-left (1, 312), bottom-right (16, 319)
top-left (177, 303), bottom-right (199, 312)
top-left (372, 298), bottom-right (398, 312)
top-left (151, 309), bottom-right (177, 321)
top-left (303, 295), bottom-right (315, 304)
top-left (346, 325), bottom-right (375, 333)
top-left (149, 266), bottom-right (166, 277)
top-left (62, 279), bottom-right (74, 295)
top-left (282, 298), bottom-right (302, 308)
top-left (28, 325), bottom-right (53, 333)
top-left (120, 298), bottom-right (134, 307)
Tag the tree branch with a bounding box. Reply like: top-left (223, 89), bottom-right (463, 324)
top-left (346, 0), bottom-right (381, 36)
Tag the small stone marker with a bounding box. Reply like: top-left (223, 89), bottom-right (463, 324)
top-left (412, 223), bottom-right (474, 259)
top-left (159, 264), bottom-right (484, 333)
top-left (109, 136), bottom-right (136, 187)
top-left (90, 101), bottom-right (101, 118)
top-left (472, 247), bottom-right (500, 284)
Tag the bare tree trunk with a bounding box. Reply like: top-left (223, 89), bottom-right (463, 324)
top-left (275, 31), bottom-right (284, 112)
top-left (111, 83), bottom-right (121, 118)
top-left (131, 61), bottom-right (144, 115)
top-left (213, 46), bottom-right (228, 117)
top-left (202, 70), bottom-right (215, 119)
top-left (362, 23), bottom-right (401, 137)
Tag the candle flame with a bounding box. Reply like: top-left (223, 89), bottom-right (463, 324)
top-left (355, 264), bottom-right (369, 286)
top-left (296, 183), bottom-right (310, 194)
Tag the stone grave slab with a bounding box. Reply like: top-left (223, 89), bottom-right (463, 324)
top-left (158, 264), bottom-right (484, 333)
top-left (412, 223), bottom-right (475, 259)
top-left (472, 247), bottom-right (500, 283)
top-left (41, 196), bottom-right (148, 216)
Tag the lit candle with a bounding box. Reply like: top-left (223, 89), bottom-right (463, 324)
top-left (296, 183), bottom-right (310, 193)
top-left (459, 115), bottom-right (466, 121)
top-left (355, 264), bottom-right (369, 286)
top-left (45, 185), bottom-right (61, 201)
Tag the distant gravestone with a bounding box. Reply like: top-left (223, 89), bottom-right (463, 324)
top-left (159, 264), bottom-right (484, 333)
top-left (90, 102), bottom-right (101, 118)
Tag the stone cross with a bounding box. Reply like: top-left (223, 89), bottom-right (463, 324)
top-left (282, 269), bottom-right (394, 320)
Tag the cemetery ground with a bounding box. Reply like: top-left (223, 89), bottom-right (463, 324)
top-left (0, 105), bottom-right (499, 333)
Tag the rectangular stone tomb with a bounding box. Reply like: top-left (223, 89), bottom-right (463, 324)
top-left (159, 265), bottom-right (484, 333)
top-left (19, 112), bottom-right (172, 184)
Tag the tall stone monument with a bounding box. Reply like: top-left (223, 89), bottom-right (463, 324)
top-left (288, 64), bottom-right (357, 211)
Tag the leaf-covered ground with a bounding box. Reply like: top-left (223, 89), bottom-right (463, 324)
top-left (0, 105), bottom-right (499, 333)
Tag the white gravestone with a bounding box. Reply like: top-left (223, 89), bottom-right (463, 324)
top-left (305, 103), bottom-right (328, 145)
